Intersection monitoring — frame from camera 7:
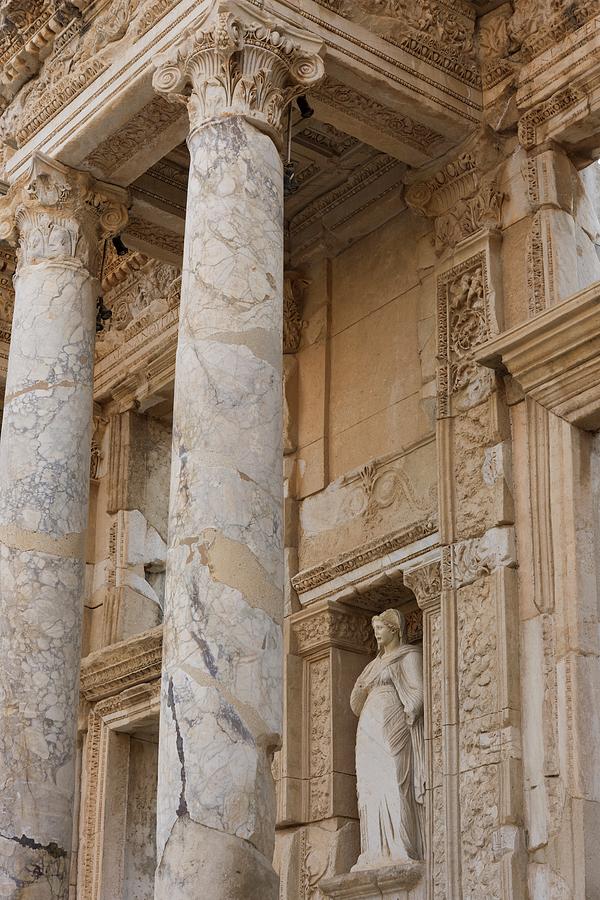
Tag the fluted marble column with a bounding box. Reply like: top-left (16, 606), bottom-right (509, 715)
top-left (0, 154), bottom-right (128, 898)
top-left (152, 7), bottom-right (323, 898)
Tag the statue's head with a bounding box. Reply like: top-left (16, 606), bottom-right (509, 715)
top-left (372, 608), bottom-right (405, 651)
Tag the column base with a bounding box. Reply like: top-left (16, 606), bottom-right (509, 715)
top-left (319, 861), bottom-right (425, 900)
top-left (154, 816), bottom-right (279, 900)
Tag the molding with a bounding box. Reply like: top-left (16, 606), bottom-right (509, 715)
top-left (79, 678), bottom-right (161, 900)
top-left (79, 626), bottom-right (162, 702)
top-left (477, 280), bottom-right (600, 431)
top-left (3, 0), bottom-right (480, 189)
top-left (292, 519), bottom-right (439, 608)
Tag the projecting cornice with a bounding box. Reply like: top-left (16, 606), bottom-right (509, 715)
top-left (477, 281), bottom-right (600, 431)
top-left (0, 0), bottom-right (480, 189)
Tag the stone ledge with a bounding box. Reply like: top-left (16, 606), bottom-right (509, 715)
top-left (79, 625), bottom-right (162, 702)
top-left (319, 861), bottom-right (425, 899)
top-left (476, 281), bottom-right (600, 430)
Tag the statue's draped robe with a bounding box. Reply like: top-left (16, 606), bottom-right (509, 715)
top-left (350, 644), bottom-right (425, 869)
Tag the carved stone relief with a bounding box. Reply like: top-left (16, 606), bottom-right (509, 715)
top-left (97, 257), bottom-right (181, 360)
top-left (436, 253), bottom-right (494, 417)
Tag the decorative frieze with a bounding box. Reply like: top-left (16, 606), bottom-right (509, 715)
top-left (312, 77), bottom-right (444, 158)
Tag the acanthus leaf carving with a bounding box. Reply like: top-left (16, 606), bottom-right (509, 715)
top-left (152, 2), bottom-right (325, 144)
top-left (0, 152), bottom-right (129, 276)
top-left (291, 603), bottom-right (376, 657)
top-left (404, 560), bottom-right (442, 609)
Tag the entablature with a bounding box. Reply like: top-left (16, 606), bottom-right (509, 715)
top-left (0, 0), bottom-right (481, 192)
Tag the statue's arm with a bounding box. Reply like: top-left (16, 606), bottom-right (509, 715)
top-left (401, 651), bottom-right (424, 726)
top-left (350, 667), bottom-right (370, 717)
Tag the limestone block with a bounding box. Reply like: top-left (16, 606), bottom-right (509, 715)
top-left (298, 439), bottom-right (437, 571)
top-left (331, 212), bottom-right (425, 336)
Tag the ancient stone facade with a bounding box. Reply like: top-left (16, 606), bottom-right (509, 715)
top-left (0, 1), bottom-right (599, 898)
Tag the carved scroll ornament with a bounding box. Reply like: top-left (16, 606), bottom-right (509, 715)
top-left (152, 1), bottom-right (325, 144)
top-left (0, 153), bottom-right (129, 276)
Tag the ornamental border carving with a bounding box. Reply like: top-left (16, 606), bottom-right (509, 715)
top-left (79, 679), bottom-right (161, 900)
top-left (518, 86), bottom-right (587, 150)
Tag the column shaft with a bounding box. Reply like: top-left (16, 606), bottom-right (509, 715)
top-left (0, 155), bottom-right (127, 898)
top-left (155, 116), bottom-right (284, 899)
top-left (152, 7), bottom-right (324, 898)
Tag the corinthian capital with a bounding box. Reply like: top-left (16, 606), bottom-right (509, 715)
top-left (0, 153), bottom-right (130, 276)
top-left (152, 0), bottom-right (325, 144)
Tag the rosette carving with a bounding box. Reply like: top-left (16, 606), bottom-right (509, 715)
top-left (0, 153), bottom-right (129, 275)
top-left (152, 0), bottom-right (325, 144)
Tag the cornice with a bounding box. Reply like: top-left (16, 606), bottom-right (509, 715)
top-left (292, 519), bottom-right (439, 608)
top-left (79, 625), bottom-right (163, 702)
top-left (476, 280), bottom-right (600, 431)
top-left (2, 0), bottom-right (480, 188)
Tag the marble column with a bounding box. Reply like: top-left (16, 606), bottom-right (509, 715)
top-left (0, 154), bottom-right (128, 898)
top-left (152, 7), bottom-right (323, 898)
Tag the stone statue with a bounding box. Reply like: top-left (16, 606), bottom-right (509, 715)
top-left (350, 608), bottom-right (426, 870)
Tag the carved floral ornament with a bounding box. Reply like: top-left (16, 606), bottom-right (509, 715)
top-left (0, 152), bottom-right (129, 274)
top-left (405, 147), bottom-right (504, 254)
top-left (152, 1), bottom-right (325, 144)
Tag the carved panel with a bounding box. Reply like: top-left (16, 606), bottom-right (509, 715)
top-left (436, 253), bottom-right (495, 418)
top-left (308, 657), bottom-right (331, 821)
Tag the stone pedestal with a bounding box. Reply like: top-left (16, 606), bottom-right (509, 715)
top-left (0, 154), bottom-right (127, 897)
top-left (320, 862), bottom-right (425, 900)
top-left (151, 7), bottom-right (323, 899)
